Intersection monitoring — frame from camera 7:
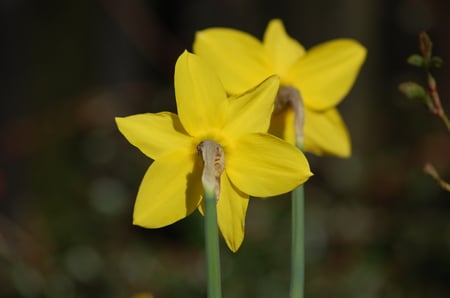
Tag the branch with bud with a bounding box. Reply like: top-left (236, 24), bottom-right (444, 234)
top-left (399, 31), bottom-right (450, 192)
top-left (399, 32), bottom-right (449, 131)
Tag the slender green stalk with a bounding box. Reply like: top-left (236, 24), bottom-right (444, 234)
top-left (204, 188), bottom-right (222, 298)
top-left (275, 87), bottom-right (306, 298)
top-left (290, 167), bottom-right (305, 298)
top-left (198, 140), bottom-right (224, 297)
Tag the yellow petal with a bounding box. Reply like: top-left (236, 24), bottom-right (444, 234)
top-left (303, 108), bottom-right (351, 157)
top-left (286, 39), bottom-right (366, 110)
top-left (133, 149), bottom-right (203, 228)
top-left (217, 174), bottom-right (249, 252)
top-left (115, 112), bottom-right (193, 160)
top-left (174, 51), bottom-right (228, 135)
top-left (263, 19), bottom-right (306, 76)
top-left (224, 75), bottom-right (279, 136)
top-left (193, 28), bottom-right (272, 95)
top-left (227, 133), bottom-right (312, 197)
top-left (268, 107), bottom-right (296, 145)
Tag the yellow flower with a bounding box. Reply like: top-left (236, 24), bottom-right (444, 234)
top-left (194, 19), bottom-right (367, 157)
top-left (116, 51), bottom-right (312, 252)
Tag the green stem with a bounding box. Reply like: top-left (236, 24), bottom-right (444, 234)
top-left (274, 87), bottom-right (306, 297)
top-left (204, 189), bottom-right (222, 298)
top-left (290, 178), bottom-right (305, 298)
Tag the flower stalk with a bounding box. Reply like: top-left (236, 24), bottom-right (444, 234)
top-left (198, 140), bottom-right (224, 298)
top-left (276, 87), bottom-right (306, 298)
top-left (291, 181), bottom-right (305, 298)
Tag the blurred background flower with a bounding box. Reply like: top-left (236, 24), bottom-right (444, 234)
top-left (0, 0), bottom-right (449, 297)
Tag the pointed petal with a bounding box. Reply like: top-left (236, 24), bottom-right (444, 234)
top-left (224, 75), bottom-right (279, 136)
top-left (115, 112), bottom-right (193, 160)
top-left (175, 51), bottom-right (228, 135)
top-left (133, 149), bottom-right (203, 228)
top-left (268, 107), bottom-right (296, 145)
top-left (193, 28), bottom-right (272, 95)
top-left (217, 174), bottom-right (249, 252)
top-left (227, 133), bottom-right (312, 197)
top-left (303, 108), bottom-right (351, 157)
top-left (286, 39), bottom-right (366, 110)
top-left (263, 19), bottom-right (306, 76)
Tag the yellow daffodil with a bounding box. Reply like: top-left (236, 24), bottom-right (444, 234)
top-left (194, 19), bottom-right (367, 157)
top-left (116, 51), bottom-right (312, 252)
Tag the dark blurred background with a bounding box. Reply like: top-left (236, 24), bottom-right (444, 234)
top-left (1, 0), bottom-right (449, 297)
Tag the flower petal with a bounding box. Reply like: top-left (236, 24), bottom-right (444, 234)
top-left (175, 51), bottom-right (228, 135)
top-left (217, 174), bottom-right (249, 252)
top-left (227, 133), bottom-right (312, 197)
top-left (268, 107), bottom-right (296, 145)
top-left (286, 39), bottom-right (366, 110)
top-left (303, 108), bottom-right (351, 157)
top-left (133, 149), bottom-right (203, 228)
top-left (193, 28), bottom-right (272, 95)
top-left (263, 19), bottom-right (305, 76)
top-left (224, 75), bottom-right (279, 136)
top-left (115, 112), bottom-right (193, 160)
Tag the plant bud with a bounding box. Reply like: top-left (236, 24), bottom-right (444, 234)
top-left (407, 54), bottom-right (424, 67)
top-left (398, 82), bottom-right (426, 102)
top-left (430, 56), bottom-right (443, 69)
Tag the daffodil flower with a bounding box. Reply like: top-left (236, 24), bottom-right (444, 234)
top-left (116, 51), bottom-right (312, 252)
top-left (194, 19), bottom-right (367, 157)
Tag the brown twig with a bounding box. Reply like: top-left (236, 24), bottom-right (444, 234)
top-left (423, 163), bottom-right (450, 192)
top-left (400, 32), bottom-right (450, 192)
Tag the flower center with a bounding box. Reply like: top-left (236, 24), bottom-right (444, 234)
top-left (273, 86), bottom-right (305, 147)
top-left (197, 140), bottom-right (225, 199)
